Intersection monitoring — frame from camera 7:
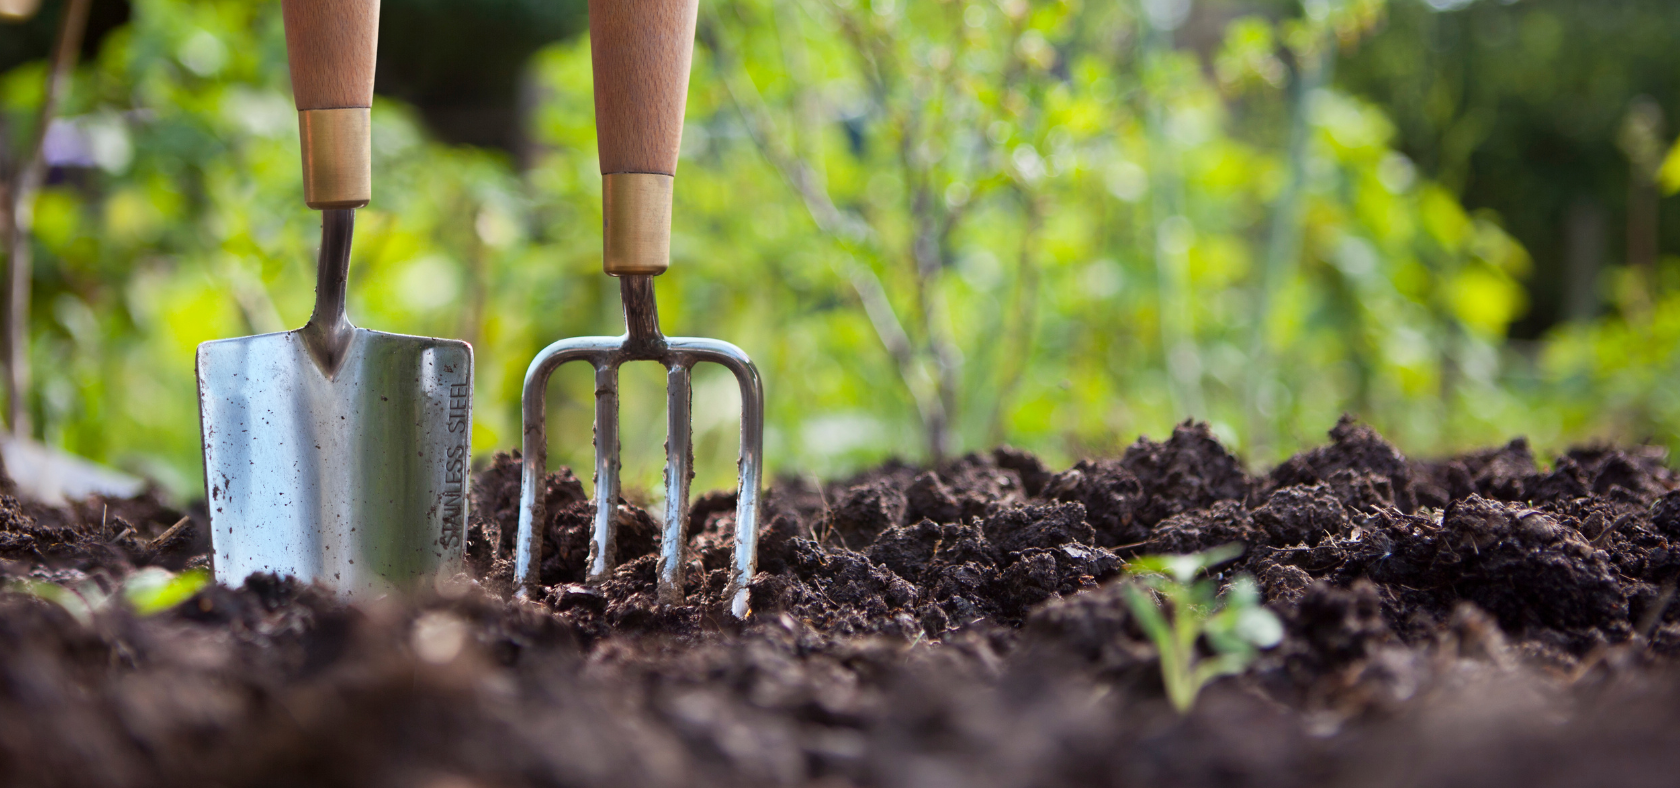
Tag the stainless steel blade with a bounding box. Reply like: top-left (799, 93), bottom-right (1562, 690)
top-left (198, 329), bottom-right (471, 599)
top-left (197, 210), bottom-right (472, 599)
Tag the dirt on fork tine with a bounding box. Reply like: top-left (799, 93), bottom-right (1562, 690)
top-left (7, 416), bottom-right (1680, 787)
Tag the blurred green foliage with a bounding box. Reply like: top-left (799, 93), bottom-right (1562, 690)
top-left (2, 0), bottom-right (1678, 505)
top-left (4, 566), bottom-right (209, 623)
top-left (1338, 0), bottom-right (1680, 335)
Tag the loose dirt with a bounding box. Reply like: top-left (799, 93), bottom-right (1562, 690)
top-left (4, 416), bottom-right (1680, 787)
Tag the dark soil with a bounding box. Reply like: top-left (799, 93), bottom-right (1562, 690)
top-left (7, 415), bottom-right (1680, 787)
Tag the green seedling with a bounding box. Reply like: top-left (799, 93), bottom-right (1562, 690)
top-left (1124, 544), bottom-right (1283, 713)
top-left (122, 568), bottom-right (213, 615)
top-left (4, 568), bottom-right (210, 625)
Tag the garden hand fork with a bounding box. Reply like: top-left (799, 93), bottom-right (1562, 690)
top-left (514, 0), bottom-right (764, 617)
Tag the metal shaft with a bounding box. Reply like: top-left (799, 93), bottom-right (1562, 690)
top-left (309, 209), bottom-right (354, 330)
top-left (300, 208), bottom-right (357, 377)
top-left (620, 275), bottom-right (662, 347)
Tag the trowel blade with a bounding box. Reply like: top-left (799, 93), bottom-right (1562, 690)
top-left (197, 326), bottom-right (472, 600)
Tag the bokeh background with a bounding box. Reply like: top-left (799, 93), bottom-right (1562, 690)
top-left (1, 0), bottom-right (1677, 504)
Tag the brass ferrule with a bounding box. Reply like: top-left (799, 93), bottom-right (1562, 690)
top-left (298, 108), bottom-right (371, 209)
top-left (602, 173), bottom-right (673, 276)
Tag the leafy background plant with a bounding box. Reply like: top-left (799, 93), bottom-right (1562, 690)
top-left (0, 0), bottom-right (1677, 505)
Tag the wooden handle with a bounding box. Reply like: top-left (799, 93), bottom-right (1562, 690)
top-left (283, 0), bottom-right (378, 208)
top-left (283, 0), bottom-right (379, 111)
top-left (589, 0), bottom-right (698, 177)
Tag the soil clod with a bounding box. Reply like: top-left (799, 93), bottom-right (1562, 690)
top-left (4, 419), bottom-right (1680, 786)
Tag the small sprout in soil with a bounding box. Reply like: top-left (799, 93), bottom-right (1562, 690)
top-left (5, 577), bottom-right (104, 626)
top-left (123, 568), bottom-right (212, 616)
top-left (4, 568), bottom-right (210, 624)
top-left (1124, 544), bottom-right (1283, 713)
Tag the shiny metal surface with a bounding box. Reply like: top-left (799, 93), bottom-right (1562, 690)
top-left (516, 275), bottom-right (763, 616)
top-left (197, 210), bottom-right (472, 599)
top-left (601, 172), bottom-right (674, 275)
top-left (296, 108), bottom-right (372, 209)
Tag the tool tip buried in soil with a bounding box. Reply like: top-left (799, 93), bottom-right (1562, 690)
top-left (513, 276), bottom-right (764, 616)
top-left (197, 211), bottom-right (474, 599)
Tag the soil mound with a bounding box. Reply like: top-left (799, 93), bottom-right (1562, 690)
top-left (4, 416), bottom-right (1680, 786)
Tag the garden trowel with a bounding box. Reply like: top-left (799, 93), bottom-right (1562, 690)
top-left (196, 0), bottom-right (471, 599)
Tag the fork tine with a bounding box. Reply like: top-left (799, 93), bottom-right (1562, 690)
top-left (726, 358), bottom-right (764, 618)
top-left (659, 362), bottom-right (694, 604)
top-left (669, 338), bottom-right (764, 617)
top-left (586, 361), bottom-right (622, 583)
top-left (516, 337), bottom-right (618, 590)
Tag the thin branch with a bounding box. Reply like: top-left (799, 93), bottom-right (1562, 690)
top-left (700, 3), bottom-right (952, 453)
top-left (989, 186), bottom-right (1043, 444)
top-left (1247, 36), bottom-right (1334, 459)
top-left (851, 2), bottom-right (965, 460)
top-left (4, 0), bottom-right (93, 438)
top-left (703, 14), bottom-right (867, 245)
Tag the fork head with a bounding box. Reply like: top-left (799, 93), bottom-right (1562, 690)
top-left (514, 275), bottom-right (764, 617)
top-left (518, 0), bottom-right (764, 614)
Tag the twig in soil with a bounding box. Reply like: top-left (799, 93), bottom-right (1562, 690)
top-left (1570, 581), bottom-right (1679, 685)
top-left (148, 516), bottom-right (191, 550)
top-left (1637, 581), bottom-right (1676, 641)
top-left (1570, 646), bottom-right (1610, 684)
top-left (1590, 513), bottom-right (1631, 549)
top-left (808, 472), bottom-right (834, 544)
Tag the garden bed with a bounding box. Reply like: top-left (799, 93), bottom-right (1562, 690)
top-left (3, 416), bottom-right (1680, 787)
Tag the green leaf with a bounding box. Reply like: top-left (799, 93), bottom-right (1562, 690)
top-left (1233, 605), bottom-right (1284, 648)
top-left (1185, 578), bottom-right (1222, 613)
top-left (1123, 583), bottom-right (1175, 647)
top-left (1660, 137), bottom-right (1680, 196)
top-left (1449, 264), bottom-right (1526, 338)
top-left (1159, 554), bottom-right (1206, 583)
top-left (123, 568), bottom-right (212, 616)
top-left (1226, 574), bottom-right (1262, 607)
top-left (5, 579), bottom-right (98, 626)
top-left (1192, 651), bottom-right (1252, 684)
top-left (1203, 617), bottom-right (1252, 656)
top-left (1205, 576), bottom-right (1283, 650)
top-left (1126, 554), bottom-right (1173, 576)
top-left (1127, 544), bottom-right (1245, 584)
